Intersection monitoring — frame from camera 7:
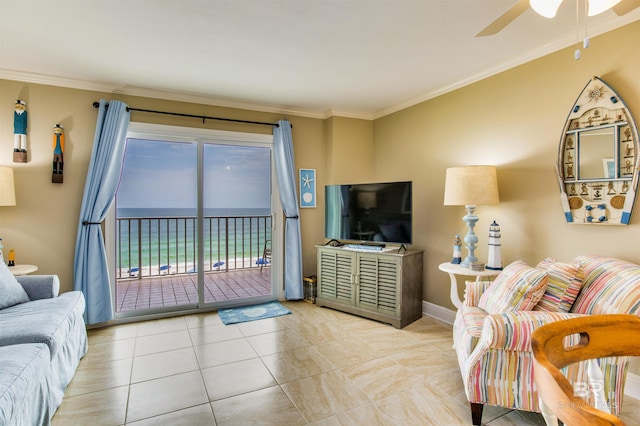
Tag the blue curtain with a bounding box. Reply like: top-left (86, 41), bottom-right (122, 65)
top-left (273, 120), bottom-right (303, 299)
top-left (73, 100), bottom-right (130, 324)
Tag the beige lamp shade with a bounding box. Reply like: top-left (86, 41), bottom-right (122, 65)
top-left (444, 165), bottom-right (499, 206)
top-left (0, 166), bottom-right (16, 206)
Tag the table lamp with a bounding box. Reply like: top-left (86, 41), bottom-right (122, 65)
top-left (0, 166), bottom-right (16, 207)
top-left (444, 165), bottom-right (499, 268)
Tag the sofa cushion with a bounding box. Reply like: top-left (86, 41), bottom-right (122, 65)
top-left (0, 260), bottom-right (29, 309)
top-left (478, 260), bottom-right (548, 314)
top-left (571, 255), bottom-right (640, 315)
top-left (0, 343), bottom-right (50, 426)
top-left (0, 291), bottom-right (85, 358)
top-left (533, 258), bottom-right (584, 313)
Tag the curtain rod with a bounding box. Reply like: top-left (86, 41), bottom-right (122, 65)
top-left (92, 102), bottom-right (281, 127)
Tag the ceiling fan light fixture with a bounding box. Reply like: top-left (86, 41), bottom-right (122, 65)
top-left (587, 0), bottom-right (622, 16)
top-left (530, 0), bottom-right (563, 18)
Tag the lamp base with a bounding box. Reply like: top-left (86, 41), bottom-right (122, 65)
top-left (461, 257), bottom-right (477, 268)
top-left (460, 205), bottom-right (478, 268)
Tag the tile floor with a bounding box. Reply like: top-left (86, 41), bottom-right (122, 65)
top-left (52, 302), bottom-right (640, 425)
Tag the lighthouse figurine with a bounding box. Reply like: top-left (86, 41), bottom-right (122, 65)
top-left (451, 234), bottom-right (462, 264)
top-left (486, 221), bottom-right (503, 270)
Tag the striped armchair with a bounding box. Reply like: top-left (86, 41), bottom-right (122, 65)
top-left (453, 255), bottom-right (640, 425)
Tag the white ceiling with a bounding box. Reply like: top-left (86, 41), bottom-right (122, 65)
top-left (1, 1), bottom-right (639, 119)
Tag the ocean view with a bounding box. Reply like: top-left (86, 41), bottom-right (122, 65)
top-left (117, 207), bottom-right (271, 218)
top-left (116, 207), bottom-right (272, 275)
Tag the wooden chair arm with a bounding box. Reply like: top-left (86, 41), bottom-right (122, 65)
top-left (531, 314), bottom-right (640, 426)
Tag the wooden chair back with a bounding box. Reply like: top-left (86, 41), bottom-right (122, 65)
top-left (531, 314), bottom-right (640, 426)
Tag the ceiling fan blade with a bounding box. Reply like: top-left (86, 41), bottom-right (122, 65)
top-left (612, 0), bottom-right (640, 15)
top-left (476, 0), bottom-right (531, 37)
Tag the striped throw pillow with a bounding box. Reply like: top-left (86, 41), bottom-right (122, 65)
top-left (478, 260), bottom-right (548, 314)
top-left (571, 255), bottom-right (640, 315)
top-left (533, 258), bottom-right (584, 313)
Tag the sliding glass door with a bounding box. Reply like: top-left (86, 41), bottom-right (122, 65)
top-left (201, 143), bottom-right (272, 305)
top-left (108, 123), bottom-right (277, 318)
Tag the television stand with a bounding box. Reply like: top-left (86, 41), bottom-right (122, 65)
top-left (316, 245), bottom-right (424, 328)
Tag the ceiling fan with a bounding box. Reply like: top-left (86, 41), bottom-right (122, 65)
top-left (476, 0), bottom-right (640, 37)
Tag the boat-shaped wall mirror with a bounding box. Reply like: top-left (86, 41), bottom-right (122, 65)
top-left (557, 76), bottom-right (640, 224)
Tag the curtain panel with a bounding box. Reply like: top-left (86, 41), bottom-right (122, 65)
top-left (273, 120), bottom-right (303, 299)
top-left (73, 100), bottom-right (130, 324)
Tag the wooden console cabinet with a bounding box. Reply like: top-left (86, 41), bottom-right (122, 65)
top-left (315, 245), bottom-right (423, 328)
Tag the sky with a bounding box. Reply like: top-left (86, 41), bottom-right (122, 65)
top-left (117, 138), bottom-right (271, 209)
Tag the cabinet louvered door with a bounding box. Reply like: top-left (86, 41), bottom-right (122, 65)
top-left (318, 249), bottom-right (355, 303)
top-left (316, 245), bottom-right (422, 329)
top-left (356, 254), bottom-right (400, 316)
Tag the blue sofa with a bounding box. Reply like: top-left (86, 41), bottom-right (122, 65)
top-left (0, 267), bottom-right (87, 426)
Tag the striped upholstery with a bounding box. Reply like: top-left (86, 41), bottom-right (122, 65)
top-left (461, 311), bottom-right (582, 412)
top-left (572, 255), bottom-right (640, 315)
top-left (478, 261), bottom-right (548, 314)
top-left (454, 307), bottom-right (488, 370)
top-left (462, 280), bottom-right (493, 307)
top-left (533, 258), bottom-right (584, 313)
top-left (453, 254), bottom-right (640, 417)
top-left (483, 311), bottom-right (581, 352)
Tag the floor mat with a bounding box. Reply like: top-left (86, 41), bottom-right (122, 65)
top-left (218, 301), bottom-right (291, 325)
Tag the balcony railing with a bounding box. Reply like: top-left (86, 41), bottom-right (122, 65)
top-left (116, 215), bottom-right (272, 279)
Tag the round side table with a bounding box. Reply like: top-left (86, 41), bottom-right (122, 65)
top-left (438, 262), bottom-right (500, 308)
top-left (8, 264), bottom-right (38, 276)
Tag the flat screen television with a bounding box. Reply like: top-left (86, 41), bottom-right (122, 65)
top-left (324, 181), bottom-right (412, 245)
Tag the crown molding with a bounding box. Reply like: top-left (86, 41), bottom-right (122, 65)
top-left (373, 11), bottom-right (640, 120)
top-left (0, 67), bottom-right (375, 121)
top-left (321, 109), bottom-right (375, 121)
top-left (0, 68), bottom-right (329, 120)
top-left (0, 69), bottom-right (118, 94)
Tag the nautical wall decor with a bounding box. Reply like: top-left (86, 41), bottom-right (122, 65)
top-left (299, 168), bottom-right (316, 208)
top-left (52, 124), bottom-right (64, 184)
top-left (557, 76), bottom-right (640, 224)
top-left (13, 100), bottom-right (27, 163)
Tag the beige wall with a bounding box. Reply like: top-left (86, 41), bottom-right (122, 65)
top-left (374, 20), bottom-right (640, 308)
top-left (1, 20), bottom-right (639, 314)
top-left (324, 116), bottom-right (374, 184)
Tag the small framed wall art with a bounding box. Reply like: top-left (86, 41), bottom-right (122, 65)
top-left (299, 168), bottom-right (316, 208)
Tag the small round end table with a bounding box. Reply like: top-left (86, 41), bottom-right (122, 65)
top-left (8, 264), bottom-right (38, 276)
top-left (438, 262), bottom-right (500, 309)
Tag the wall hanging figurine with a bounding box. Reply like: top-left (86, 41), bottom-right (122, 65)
top-left (52, 124), bottom-right (64, 183)
top-left (13, 100), bottom-right (27, 163)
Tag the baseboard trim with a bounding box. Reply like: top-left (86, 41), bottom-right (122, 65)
top-left (420, 301), bottom-right (640, 399)
top-left (422, 301), bottom-right (456, 325)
